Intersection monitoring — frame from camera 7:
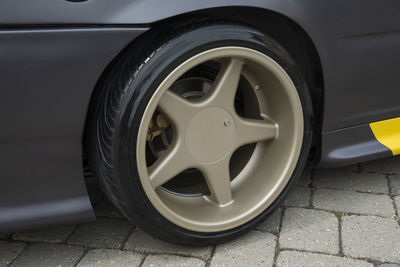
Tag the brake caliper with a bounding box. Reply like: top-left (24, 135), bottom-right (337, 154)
top-left (146, 113), bottom-right (169, 141)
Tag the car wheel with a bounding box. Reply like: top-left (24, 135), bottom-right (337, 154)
top-left (88, 19), bottom-right (313, 245)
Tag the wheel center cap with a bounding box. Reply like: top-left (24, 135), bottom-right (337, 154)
top-left (185, 107), bottom-right (236, 164)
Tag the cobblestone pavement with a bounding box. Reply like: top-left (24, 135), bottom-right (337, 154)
top-left (1, 156), bottom-right (400, 267)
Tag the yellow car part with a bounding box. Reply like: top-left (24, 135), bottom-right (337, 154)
top-left (370, 117), bottom-right (400, 155)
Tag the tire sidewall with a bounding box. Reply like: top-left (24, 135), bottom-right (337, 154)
top-left (112, 23), bottom-right (313, 244)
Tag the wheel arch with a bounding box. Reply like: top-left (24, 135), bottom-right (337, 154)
top-left (83, 7), bottom-right (324, 171)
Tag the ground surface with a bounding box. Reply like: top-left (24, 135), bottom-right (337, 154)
top-left (1, 156), bottom-right (400, 267)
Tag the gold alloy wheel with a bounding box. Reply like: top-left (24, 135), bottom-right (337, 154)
top-left (136, 47), bottom-right (304, 232)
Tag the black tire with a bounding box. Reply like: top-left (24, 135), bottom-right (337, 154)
top-left (87, 19), bottom-right (313, 245)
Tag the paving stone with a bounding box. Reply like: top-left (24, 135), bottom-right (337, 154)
top-left (314, 169), bottom-right (388, 193)
top-left (12, 224), bottom-right (76, 243)
top-left (296, 168), bottom-right (311, 187)
top-left (314, 188), bottom-right (395, 217)
top-left (11, 243), bottom-right (83, 267)
top-left (395, 196), bottom-right (400, 215)
top-left (336, 164), bottom-right (360, 172)
top-left (77, 249), bottom-right (144, 267)
top-left (280, 208), bottom-right (339, 254)
top-left (282, 186), bottom-right (310, 207)
top-left (67, 218), bottom-right (133, 248)
top-left (390, 174), bottom-right (400, 195)
top-left (142, 255), bottom-right (205, 267)
top-left (124, 228), bottom-right (212, 260)
top-left (0, 241), bottom-right (26, 267)
top-left (5, 159), bottom-right (400, 266)
top-left (255, 208), bottom-right (281, 234)
top-left (277, 251), bottom-right (373, 267)
top-left (342, 215), bottom-right (400, 263)
top-left (362, 156), bottom-right (400, 174)
top-left (94, 200), bottom-right (123, 218)
top-left (210, 231), bottom-right (275, 267)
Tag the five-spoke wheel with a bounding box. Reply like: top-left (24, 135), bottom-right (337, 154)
top-left (89, 20), bottom-right (312, 244)
top-left (137, 47), bottom-right (304, 232)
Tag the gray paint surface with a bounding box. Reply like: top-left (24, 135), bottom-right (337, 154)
top-left (0, 0), bottom-right (400, 231)
top-left (0, 27), bottom-right (147, 232)
top-left (2, 1), bottom-right (400, 129)
top-left (319, 125), bottom-right (392, 168)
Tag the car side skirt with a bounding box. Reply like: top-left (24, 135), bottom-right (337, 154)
top-left (318, 118), bottom-right (400, 167)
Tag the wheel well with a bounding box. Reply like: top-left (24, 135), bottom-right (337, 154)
top-left (83, 7), bottom-right (324, 180)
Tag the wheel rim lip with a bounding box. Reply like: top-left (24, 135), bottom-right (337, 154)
top-left (136, 46), bottom-right (304, 232)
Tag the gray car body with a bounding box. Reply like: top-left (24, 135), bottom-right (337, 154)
top-left (0, 0), bottom-right (399, 232)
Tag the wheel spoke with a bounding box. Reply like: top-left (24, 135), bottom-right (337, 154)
top-left (235, 117), bottom-right (278, 148)
top-left (204, 58), bottom-right (244, 110)
top-left (148, 141), bottom-right (192, 189)
top-left (200, 159), bottom-right (232, 206)
top-left (158, 90), bottom-right (199, 130)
